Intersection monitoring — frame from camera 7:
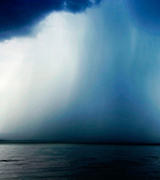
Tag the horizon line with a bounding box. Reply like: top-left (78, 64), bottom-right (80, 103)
top-left (0, 140), bottom-right (160, 146)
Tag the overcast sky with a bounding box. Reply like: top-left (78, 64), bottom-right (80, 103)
top-left (1, 0), bottom-right (160, 143)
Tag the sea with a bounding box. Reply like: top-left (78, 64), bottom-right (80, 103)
top-left (0, 144), bottom-right (160, 179)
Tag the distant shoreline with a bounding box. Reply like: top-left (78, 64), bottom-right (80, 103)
top-left (0, 140), bottom-right (160, 146)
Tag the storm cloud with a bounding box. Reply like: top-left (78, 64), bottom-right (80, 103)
top-left (0, 0), bottom-right (101, 40)
top-left (1, 0), bottom-right (160, 143)
top-left (1, 0), bottom-right (160, 40)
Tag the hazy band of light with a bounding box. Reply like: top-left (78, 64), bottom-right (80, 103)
top-left (0, 12), bottom-right (87, 133)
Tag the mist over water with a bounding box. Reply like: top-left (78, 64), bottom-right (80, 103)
top-left (1, 0), bottom-right (160, 143)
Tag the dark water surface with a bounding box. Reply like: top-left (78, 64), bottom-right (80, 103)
top-left (0, 144), bottom-right (160, 179)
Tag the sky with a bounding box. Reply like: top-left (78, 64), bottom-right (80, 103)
top-left (1, 0), bottom-right (160, 143)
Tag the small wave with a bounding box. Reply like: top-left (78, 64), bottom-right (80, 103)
top-left (0, 159), bottom-right (19, 162)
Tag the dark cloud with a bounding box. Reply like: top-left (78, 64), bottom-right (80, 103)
top-left (127, 0), bottom-right (160, 32)
top-left (66, 0), bottom-right (92, 12)
top-left (3, 0), bottom-right (160, 40)
top-left (0, 0), bottom-right (101, 40)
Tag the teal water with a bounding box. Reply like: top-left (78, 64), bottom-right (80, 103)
top-left (0, 144), bottom-right (160, 179)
